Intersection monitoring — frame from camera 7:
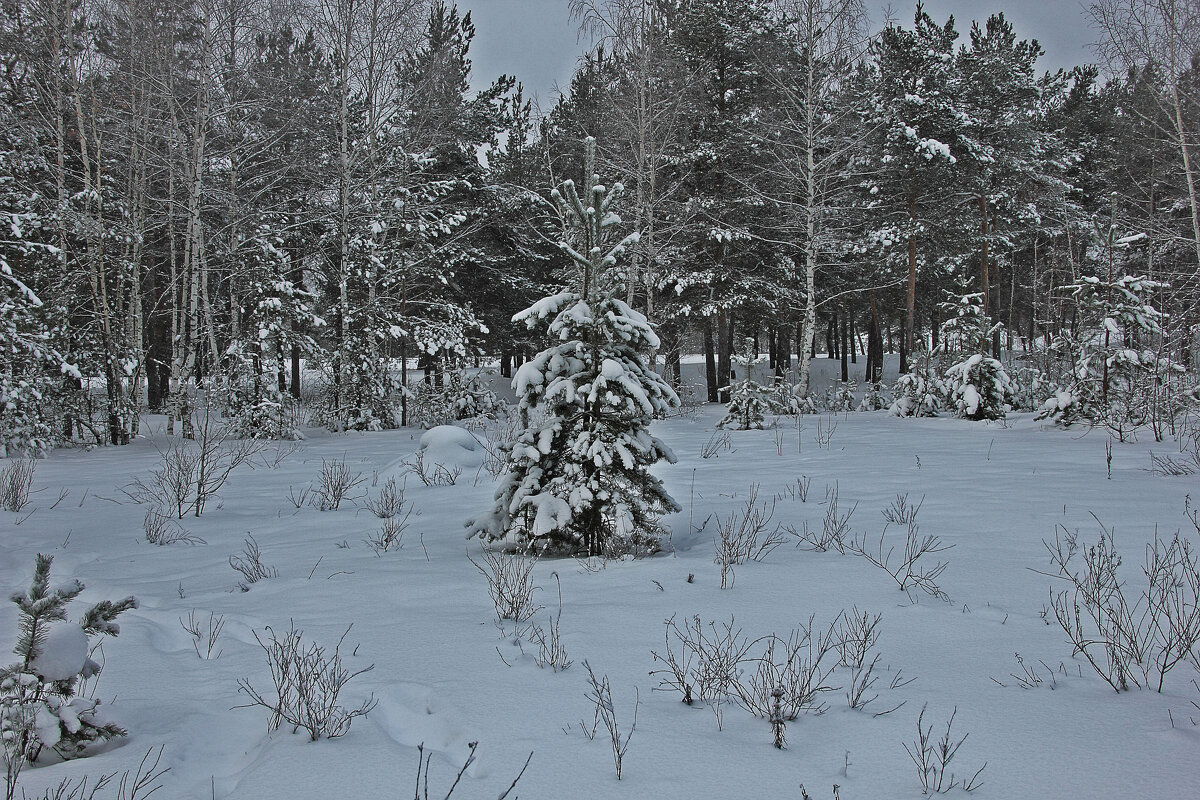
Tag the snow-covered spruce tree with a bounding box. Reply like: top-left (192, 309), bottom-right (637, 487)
top-left (223, 220), bottom-right (324, 440)
top-left (1, 555), bottom-right (136, 764)
top-left (0, 114), bottom-right (78, 458)
top-left (467, 138), bottom-right (679, 556)
top-left (828, 381), bottom-right (858, 413)
top-left (888, 353), bottom-right (946, 417)
top-left (1039, 271), bottom-right (1176, 432)
top-left (939, 293), bottom-right (1012, 420)
top-left (718, 338), bottom-right (773, 430)
top-left (944, 354), bottom-right (1013, 420)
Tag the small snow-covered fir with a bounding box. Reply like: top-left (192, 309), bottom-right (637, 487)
top-left (718, 339), bottom-right (774, 430)
top-left (467, 138), bottom-right (679, 555)
top-left (888, 357), bottom-right (946, 417)
top-left (944, 353), bottom-right (1012, 421)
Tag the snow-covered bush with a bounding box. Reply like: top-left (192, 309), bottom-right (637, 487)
top-left (311, 352), bottom-right (402, 432)
top-left (236, 623), bottom-right (376, 741)
top-left (792, 392), bottom-right (821, 415)
top-left (447, 370), bottom-right (502, 420)
top-left (943, 354), bottom-right (1012, 421)
top-left (1, 555), bottom-right (136, 764)
top-left (858, 381), bottom-right (888, 412)
top-left (219, 368), bottom-right (304, 442)
top-left (467, 138), bottom-right (679, 556)
top-left (827, 381), bottom-right (857, 413)
top-left (888, 359), bottom-right (946, 417)
top-left (763, 381), bottom-right (795, 415)
top-left (0, 458), bottom-right (35, 513)
top-left (408, 370), bottom-right (502, 429)
top-left (406, 381), bottom-right (454, 429)
top-left (1006, 365), bottom-right (1051, 413)
top-left (718, 340), bottom-right (773, 430)
top-left (1035, 387), bottom-right (1085, 427)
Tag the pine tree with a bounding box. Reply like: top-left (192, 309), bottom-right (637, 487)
top-left (223, 219), bottom-right (325, 439)
top-left (1040, 220), bottom-right (1177, 430)
top-left (718, 337), bottom-right (773, 430)
top-left (1, 555), bottom-right (136, 765)
top-left (468, 138), bottom-right (679, 556)
top-left (667, 0), bottom-right (784, 402)
top-left (860, 4), bottom-right (963, 372)
top-left (944, 353), bottom-right (1013, 420)
top-left (956, 13), bottom-right (1051, 359)
top-left (0, 107), bottom-right (77, 457)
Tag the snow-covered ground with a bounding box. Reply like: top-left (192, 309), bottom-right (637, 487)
top-left (3, 356), bottom-right (1199, 799)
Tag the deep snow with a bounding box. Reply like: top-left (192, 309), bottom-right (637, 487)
top-left (2, 356), bottom-right (1199, 799)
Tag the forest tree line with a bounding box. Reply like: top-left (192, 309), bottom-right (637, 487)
top-left (2, 0), bottom-right (1198, 454)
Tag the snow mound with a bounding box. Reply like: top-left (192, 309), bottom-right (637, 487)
top-left (417, 425), bottom-right (484, 468)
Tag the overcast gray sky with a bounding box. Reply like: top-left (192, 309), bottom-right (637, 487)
top-left (461, 0), bottom-right (1098, 103)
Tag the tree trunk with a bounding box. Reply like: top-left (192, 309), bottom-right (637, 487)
top-left (849, 309), bottom-right (857, 364)
top-left (867, 291), bottom-right (883, 383)
top-left (717, 311), bottom-right (732, 403)
top-left (775, 325), bottom-right (789, 381)
top-left (903, 194), bottom-right (918, 374)
top-left (839, 311), bottom-right (849, 382)
top-left (664, 326), bottom-right (682, 389)
top-left (704, 316), bottom-right (718, 402)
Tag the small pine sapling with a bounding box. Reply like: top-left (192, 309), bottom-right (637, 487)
top-left (829, 381), bottom-right (857, 413)
top-left (770, 687), bottom-right (786, 749)
top-left (1039, 233), bottom-right (1178, 433)
top-left (1, 555), bottom-right (137, 764)
top-left (717, 339), bottom-right (773, 430)
top-left (859, 381), bottom-right (889, 411)
top-left (889, 352), bottom-right (946, 417)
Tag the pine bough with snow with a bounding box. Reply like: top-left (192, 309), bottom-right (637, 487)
top-left (468, 138), bottom-right (679, 556)
top-left (0, 120), bottom-right (80, 458)
top-left (1, 555), bottom-right (136, 766)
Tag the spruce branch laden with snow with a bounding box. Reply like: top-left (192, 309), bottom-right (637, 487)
top-left (467, 137), bottom-right (680, 556)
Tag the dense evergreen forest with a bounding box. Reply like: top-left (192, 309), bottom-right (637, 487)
top-left (2, 0), bottom-right (1198, 455)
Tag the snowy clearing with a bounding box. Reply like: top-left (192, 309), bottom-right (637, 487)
top-left (2, 361), bottom-right (1199, 799)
